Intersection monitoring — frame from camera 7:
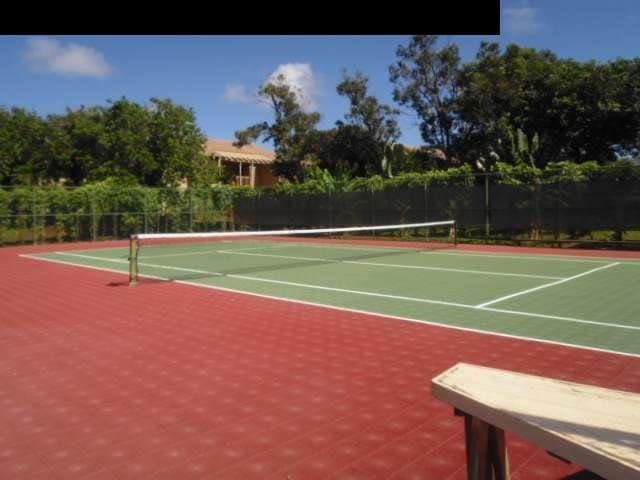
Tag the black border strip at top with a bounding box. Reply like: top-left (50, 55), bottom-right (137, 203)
top-left (5, 0), bottom-right (500, 36)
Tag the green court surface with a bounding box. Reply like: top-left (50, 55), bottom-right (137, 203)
top-left (27, 240), bottom-right (640, 356)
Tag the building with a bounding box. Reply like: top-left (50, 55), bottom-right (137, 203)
top-left (204, 139), bottom-right (279, 188)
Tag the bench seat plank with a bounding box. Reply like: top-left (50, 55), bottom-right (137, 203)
top-left (431, 363), bottom-right (640, 480)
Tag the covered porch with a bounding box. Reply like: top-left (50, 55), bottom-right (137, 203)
top-left (205, 139), bottom-right (279, 188)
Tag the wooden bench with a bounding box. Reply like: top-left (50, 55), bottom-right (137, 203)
top-left (431, 363), bottom-right (640, 480)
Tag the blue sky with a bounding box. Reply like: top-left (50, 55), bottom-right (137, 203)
top-left (1, 0), bottom-right (639, 149)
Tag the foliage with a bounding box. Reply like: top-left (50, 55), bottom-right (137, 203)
top-left (0, 179), bottom-right (235, 244)
top-left (457, 44), bottom-right (640, 167)
top-left (337, 71), bottom-right (400, 145)
top-left (2, 37), bottom-right (640, 193)
top-left (0, 107), bottom-right (48, 185)
top-left (492, 159), bottom-right (640, 185)
top-left (389, 35), bottom-right (462, 164)
top-left (45, 107), bottom-right (104, 186)
top-left (0, 98), bottom-right (207, 187)
top-left (333, 71), bottom-right (400, 176)
top-left (305, 125), bottom-right (383, 178)
top-left (234, 76), bottom-right (321, 182)
top-left (147, 98), bottom-right (208, 186)
top-left (189, 161), bottom-right (226, 188)
top-left (264, 164), bottom-right (475, 195)
top-left (382, 144), bottom-right (412, 177)
top-left (492, 162), bottom-right (542, 185)
top-left (257, 160), bottom-right (640, 195)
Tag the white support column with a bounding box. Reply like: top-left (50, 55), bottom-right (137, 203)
top-left (238, 162), bottom-right (243, 186)
top-left (250, 164), bottom-right (256, 188)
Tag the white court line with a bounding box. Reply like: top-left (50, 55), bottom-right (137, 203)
top-left (53, 252), bottom-right (222, 276)
top-left (46, 251), bottom-right (638, 332)
top-left (217, 250), bottom-right (564, 280)
top-left (424, 250), bottom-right (640, 265)
top-left (478, 306), bottom-right (640, 331)
top-left (43, 236), bottom-right (640, 265)
top-left (19, 254), bottom-right (141, 277)
top-left (226, 275), bottom-right (640, 331)
top-left (475, 262), bottom-right (620, 308)
top-left (138, 241), bottom-right (640, 265)
top-left (141, 242), bottom-right (281, 258)
top-left (144, 250), bottom-right (212, 258)
top-left (65, 244), bottom-right (564, 279)
top-left (217, 243), bottom-right (316, 253)
top-left (55, 252), bottom-right (129, 263)
top-left (19, 252), bottom-right (640, 357)
top-left (169, 279), bottom-right (640, 358)
top-left (218, 250), bottom-right (335, 263)
top-left (52, 251), bottom-right (471, 309)
top-left (142, 242), bottom-right (409, 258)
top-left (229, 274), bottom-right (474, 309)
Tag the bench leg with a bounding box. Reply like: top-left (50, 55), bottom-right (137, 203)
top-left (489, 424), bottom-right (509, 480)
top-left (456, 409), bottom-right (510, 480)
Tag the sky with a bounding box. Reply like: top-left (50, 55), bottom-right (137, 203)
top-left (1, 0), bottom-right (639, 150)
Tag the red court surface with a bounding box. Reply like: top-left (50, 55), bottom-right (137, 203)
top-left (2, 241), bottom-right (640, 479)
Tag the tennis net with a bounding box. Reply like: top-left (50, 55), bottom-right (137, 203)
top-left (128, 220), bottom-right (456, 284)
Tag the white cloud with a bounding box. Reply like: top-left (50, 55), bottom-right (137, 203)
top-left (266, 63), bottom-right (319, 111)
top-left (223, 63), bottom-right (320, 111)
top-left (504, 4), bottom-right (541, 34)
top-left (23, 37), bottom-right (113, 78)
top-left (222, 83), bottom-right (256, 104)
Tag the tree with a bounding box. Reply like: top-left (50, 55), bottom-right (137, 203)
top-left (235, 76), bottom-right (321, 182)
top-left (335, 71), bottom-right (400, 176)
top-left (0, 107), bottom-right (48, 185)
top-left (147, 98), bottom-right (207, 186)
top-left (454, 42), bottom-right (513, 165)
top-left (457, 43), bottom-right (640, 167)
top-left (1, 98), bottom-right (212, 187)
top-left (79, 97), bottom-right (207, 186)
top-left (305, 125), bottom-right (382, 178)
top-left (45, 106), bottom-right (106, 185)
top-left (0, 108), bottom-right (13, 184)
top-left (389, 35), bottom-right (462, 164)
top-left (336, 71), bottom-right (400, 144)
top-left (98, 98), bottom-right (155, 184)
top-left (573, 58), bottom-right (640, 162)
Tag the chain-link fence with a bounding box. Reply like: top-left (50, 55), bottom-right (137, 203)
top-left (0, 186), bottom-right (232, 246)
top-left (234, 178), bottom-right (640, 249)
top-left (3, 177), bottom-right (640, 249)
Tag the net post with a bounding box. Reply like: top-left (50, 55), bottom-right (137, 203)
top-left (129, 235), bottom-right (139, 285)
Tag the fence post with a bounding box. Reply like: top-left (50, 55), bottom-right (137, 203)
top-left (144, 194), bottom-right (148, 234)
top-left (370, 187), bottom-right (375, 230)
top-left (424, 180), bottom-right (429, 240)
top-left (32, 187), bottom-right (37, 245)
top-left (424, 180), bottom-right (428, 222)
top-left (328, 190), bottom-right (333, 229)
top-left (485, 171), bottom-right (491, 239)
top-left (555, 177), bottom-right (561, 246)
top-left (189, 188), bottom-right (193, 232)
top-left (91, 191), bottom-right (97, 241)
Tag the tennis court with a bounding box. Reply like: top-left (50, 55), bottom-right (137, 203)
top-left (3, 231), bottom-right (640, 479)
top-left (24, 222), bottom-right (640, 356)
